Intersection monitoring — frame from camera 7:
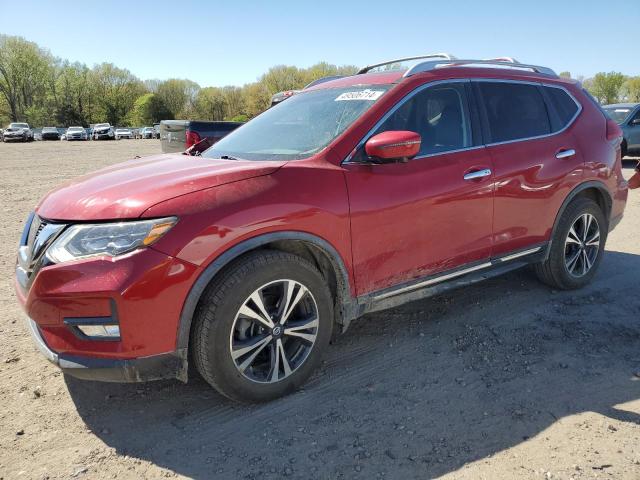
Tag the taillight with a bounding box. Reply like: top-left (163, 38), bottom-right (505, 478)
top-left (185, 129), bottom-right (201, 148)
top-left (606, 118), bottom-right (623, 143)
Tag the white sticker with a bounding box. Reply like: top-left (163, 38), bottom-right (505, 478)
top-left (335, 89), bottom-right (385, 101)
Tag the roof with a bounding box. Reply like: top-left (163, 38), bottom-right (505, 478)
top-left (307, 54), bottom-right (564, 91)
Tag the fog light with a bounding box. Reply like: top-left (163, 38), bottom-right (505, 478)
top-left (77, 325), bottom-right (120, 338)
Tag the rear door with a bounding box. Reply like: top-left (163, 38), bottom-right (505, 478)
top-left (344, 80), bottom-right (495, 295)
top-left (475, 80), bottom-right (583, 257)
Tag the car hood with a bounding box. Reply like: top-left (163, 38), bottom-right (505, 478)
top-left (36, 153), bottom-right (285, 221)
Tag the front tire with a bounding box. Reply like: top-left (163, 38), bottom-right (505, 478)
top-left (191, 250), bottom-right (333, 403)
top-left (534, 197), bottom-right (607, 290)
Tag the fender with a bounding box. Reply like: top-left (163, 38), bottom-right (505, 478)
top-left (175, 231), bottom-right (356, 354)
top-left (543, 180), bottom-right (612, 260)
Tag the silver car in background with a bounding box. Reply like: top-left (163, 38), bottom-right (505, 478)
top-left (114, 128), bottom-right (133, 140)
top-left (2, 123), bottom-right (34, 142)
top-left (65, 126), bottom-right (88, 141)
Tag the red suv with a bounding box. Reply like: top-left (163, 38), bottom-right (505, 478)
top-left (16, 54), bottom-right (628, 402)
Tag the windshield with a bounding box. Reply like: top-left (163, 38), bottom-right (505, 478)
top-left (43, 127), bottom-right (56, 132)
top-left (10, 123), bottom-right (28, 129)
top-left (203, 85), bottom-right (391, 161)
top-left (603, 107), bottom-right (633, 124)
top-left (95, 123), bottom-right (110, 128)
top-left (68, 127), bottom-right (83, 132)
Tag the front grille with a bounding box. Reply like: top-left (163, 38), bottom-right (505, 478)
top-left (16, 214), bottom-right (66, 290)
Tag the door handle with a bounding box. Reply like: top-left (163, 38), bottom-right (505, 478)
top-left (463, 168), bottom-right (492, 181)
top-left (556, 149), bottom-right (576, 159)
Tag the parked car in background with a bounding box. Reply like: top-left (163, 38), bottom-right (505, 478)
top-left (65, 126), bottom-right (88, 141)
top-left (15, 54), bottom-right (628, 402)
top-left (153, 123), bottom-right (160, 139)
top-left (270, 75), bottom-right (345, 107)
top-left (159, 120), bottom-right (243, 153)
top-left (2, 123), bottom-right (34, 142)
top-left (603, 103), bottom-right (640, 158)
top-left (140, 127), bottom-right (156, 139)
top-left (41, 127), bottom-right (61, 141)
top-left (115, 128), bottom-right (133, 140)
top-left (92, 123), bottom-right (115, 140)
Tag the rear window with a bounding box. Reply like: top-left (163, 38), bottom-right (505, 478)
top-left (602, 106), bottom-right (633, 124)
top-left (544, 86), bottom-right (579, 126)
top-left (478, 82), bottom-right (551, 143)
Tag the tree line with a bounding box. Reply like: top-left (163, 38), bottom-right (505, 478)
top-left (2, 34), bottom-right (639, 128)
top-left (0, 35), bottom-right (357, 127)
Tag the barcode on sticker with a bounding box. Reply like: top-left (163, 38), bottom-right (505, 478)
top-left (335, 90), bottom-right (384, 101)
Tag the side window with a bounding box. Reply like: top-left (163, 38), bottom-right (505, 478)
top-left (544, 86), bottom-right (579, 128)
top-left (478, 82), bottom-right (551, 143)
top-left (370, 83), bottom-right (472, 157)
top-left (632, 109), bottom-right (640, 124)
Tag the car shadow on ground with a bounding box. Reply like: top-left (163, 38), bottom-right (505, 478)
top-left (66, 249), bottom-right (640, 479)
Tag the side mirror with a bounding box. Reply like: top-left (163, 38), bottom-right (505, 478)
top-left (365, 130), bottom-right (421, 163)
top-left (631, 118), bottom-right (640, 126)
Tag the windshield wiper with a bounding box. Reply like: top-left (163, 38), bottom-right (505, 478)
top-left (219, 155), bottom-right (239, 160)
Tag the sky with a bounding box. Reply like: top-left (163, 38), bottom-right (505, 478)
top-left (0, 0), bottom-right (638, 88)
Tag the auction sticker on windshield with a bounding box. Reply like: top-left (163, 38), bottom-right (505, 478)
top-left (335, 89), bottom-right (385, 101)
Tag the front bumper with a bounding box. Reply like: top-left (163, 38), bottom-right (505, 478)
top-left (25, 315), bottom-right (187, 382)
top-left (94, 132), bottom-right (113, 139)
top-left (16, 235), bottom-right (200, 382)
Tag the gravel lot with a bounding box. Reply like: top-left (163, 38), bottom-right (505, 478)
top-left (0, 140), bottom-right (639, 480)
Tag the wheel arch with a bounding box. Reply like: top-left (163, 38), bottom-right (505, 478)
top-left (544, 180), bottom-right (612, 259)
top-left (176, 231), bottom-right (356, 355)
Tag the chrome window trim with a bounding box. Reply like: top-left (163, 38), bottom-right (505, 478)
top-left (342, 78), bottom-right (583, 165)
top-left (474, 79), bottom-right (583, 147)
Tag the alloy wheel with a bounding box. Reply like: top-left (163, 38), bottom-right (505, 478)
top-left (229, 279), bottom-right (319, 383)
top-left (564, 213), bottom-right (600, 277)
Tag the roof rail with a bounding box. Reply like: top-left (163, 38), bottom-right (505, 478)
top-left (404, 58), bottom-right (557, 78)
top-left (357, 53), bottom-right (457, 75)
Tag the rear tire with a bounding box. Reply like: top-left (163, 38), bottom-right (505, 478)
top-left (191, 250), bottom-right (333, 403)
top-left (534, 197), bottom-right (607, 290)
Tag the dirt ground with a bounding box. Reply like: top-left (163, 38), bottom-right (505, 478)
top-left (0, 140), bottom-right (639, 480)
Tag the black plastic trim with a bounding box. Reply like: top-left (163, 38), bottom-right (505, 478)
top-left (63, 298), bottom-right (121, 342)
top-left (357, 243), bottom-right (547, 315)
top-left (543, 180), bottom-right (613, 260)
top-left (176, 231), bottom-right (355, 352)
top-left (25, 316), bottom-right (187, 383)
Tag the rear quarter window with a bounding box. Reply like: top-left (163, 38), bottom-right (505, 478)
top-left (544, 86), bottom-right (579, 127)
top-left (478, 82), bottom-right (551, 143)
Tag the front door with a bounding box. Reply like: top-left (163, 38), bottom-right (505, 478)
top-left (343, 81), bottom-right (494, 296)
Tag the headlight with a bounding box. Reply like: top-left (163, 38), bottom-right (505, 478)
top-left (46, 217), bottom-right (177, 264)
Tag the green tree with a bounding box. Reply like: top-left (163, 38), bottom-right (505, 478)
top-left (194, 87), bottom-right (227, 120)
top-left (587, 72), bottom-right (626, 104)
top-left (127, 93), bottom-right (172, 125)
top-left (242, 82), bottom-right (271, 118)
top-left (52, 61), bottom-right (94, 126)
top-left (90, 63), bottom-right (145, 125)
top-left (559, 71), bottom-right (571, 79)
top-left (156, 78), bottom-right (200, 118)
top-left (260, 65), bottom-right (305, 94)
top-left (221, 86), bottom-right (245, 119)
top-left (0, 35), bottom-right (53, 122)
top-left (621, 77), bottom-right (640, 102)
